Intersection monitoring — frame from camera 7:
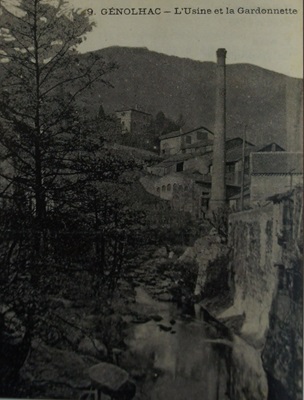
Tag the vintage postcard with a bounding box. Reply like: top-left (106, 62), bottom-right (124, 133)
top-left (0, 0), bottom-right (302, 399)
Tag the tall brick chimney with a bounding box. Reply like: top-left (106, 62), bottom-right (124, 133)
top-left (209, 48), bottom-right (227, 210)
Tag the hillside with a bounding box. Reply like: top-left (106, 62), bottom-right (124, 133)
top-left (0, 46), bottom-right (301, 149)
top-left (78, 46), bottom-right (302, 149)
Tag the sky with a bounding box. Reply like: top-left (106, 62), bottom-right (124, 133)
top-left (68, 0), bottom-right (303, 78)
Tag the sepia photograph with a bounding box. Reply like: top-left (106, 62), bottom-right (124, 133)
top-left (0, 0), bottom-right (302, 399)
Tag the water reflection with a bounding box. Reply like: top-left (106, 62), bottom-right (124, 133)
top-left (124, 288), bottom-right (231, 400)
top-left (123, 287), bottom-right (269, 400)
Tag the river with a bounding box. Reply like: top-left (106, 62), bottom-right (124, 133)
top-left (122, 287), bottom-right (268, 400)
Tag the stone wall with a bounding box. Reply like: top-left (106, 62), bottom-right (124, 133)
top-left (183, 153), bottom-right (212, 174)
top-left (160, 136), bottom-right (182, 156)
top-left (261, 188), bottom-right (303, 400)
top-left (190, 187), bottom-right (302, 399)
top-left (221, 186), bottom-right (303, 399)
top-left (115, 110), bottom-right (152, 135)
top-left (220, 204), bottom-right (278, 348)
top-left (192, 235), bottom-right (228, 297)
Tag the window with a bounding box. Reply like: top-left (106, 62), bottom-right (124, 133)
top-left (201, 198), bottom-right (209, 208)
top-left (176, 162), bottom-right (184, 172)
top-left (162, 143), bottom-right (170, 155)
top-left (156, 187), bottom-right (160, 193)
top-left (162, 185), bottom-right (166, 192)
top-left (197, 131), bottom-right (206, 140)
top-left (226, 163), bottom-right (235, 173)
top-left (178, 185), bottom-right (183, 191)
top-left (185, 136), bottom-right (192, 144)
top-left (173, 183), bottom-right (177, 191)
top-left (167, 184), bottom-right (171, 191)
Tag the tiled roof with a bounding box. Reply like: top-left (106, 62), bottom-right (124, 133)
top-left (185, 126), bottom-right (214, 136)
top-left (159, 126), bottom-right (213, 140)
top-left (255, 142), bottom-right (285, 152)
top-left (115, 109), bottom-right (152, 116)
top-left (251, 152), bottom-right (303, 174)
top-left (103, 142), bottom-right (162, 161)
top-left (156, 153), bottom-right (193, 166)
top-left (226, 142), bottom-right (285, 163)
top-left (184, 139), bottom-right (213, 149)
top-left (226, 146), bottom-right (258, 163)
top-left (229, 188), bottom-right (250, 200)
top-left (159, 130), bottom-right (182, 140)
top-left (226, 137), bottom-right (255, 147)
top-left (157, 170), bottom-right (212, 183)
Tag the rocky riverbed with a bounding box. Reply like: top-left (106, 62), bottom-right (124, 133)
top-left (5, 244), bottom-right (272, 400)
top-left (13, 246), bottom-right (197, 399)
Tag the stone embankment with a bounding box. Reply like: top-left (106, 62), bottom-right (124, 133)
top-left (189, 187), bottom-right (303, 400)
top-left (179, 233), bottom-right (232, 312)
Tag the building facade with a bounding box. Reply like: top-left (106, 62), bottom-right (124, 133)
top-left (115, 109), bottom-right (152, 134)
top-left (250, 152), bottom-right (303, 205)
top-left (159, 126), bottom-right (214, 156)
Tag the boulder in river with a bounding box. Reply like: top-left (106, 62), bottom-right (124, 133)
top-left (158, 324), bottom-right (172, 332)
top-left (149, 314), bottom-right (163, 322)
top-left (78, 336), bottom-right (108, 359)
top-left (88, 362), bottom-right (136, 399)
top-left (20, 339), bottom-right (99, 399)
top-left (157, 293), bottom-right (173, 302)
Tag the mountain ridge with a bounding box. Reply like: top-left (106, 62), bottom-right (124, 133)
top-left (96, 46), bottom-right (294, 77)
top-left (79, 46), bottom-right (302, 149)
top-left (0, 45), bottom-right (301, 149)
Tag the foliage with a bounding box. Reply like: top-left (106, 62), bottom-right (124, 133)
top-left (175, 260), bottom-right (198, 293)
top-left (95, 315), bottom-right (126, 353)
top-left (148, 209), bottom-right (201, 246)
top-left (154, 111), bottom-right (181, 135)
top-left (0, 3), bottom-right (200, 392)
top-left (93, 109), bottom-right (184, 153)
top-left (0, 0), bottom-right (116, 227)
top-left (200, 206), bottom-right (230, 243)
top-left (0, 2), bottom-right (146, 389)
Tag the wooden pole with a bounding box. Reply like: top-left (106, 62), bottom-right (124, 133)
top-left (240, 125), bottom-right (247, 211)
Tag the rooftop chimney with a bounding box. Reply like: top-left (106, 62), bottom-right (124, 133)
top-left (209, 48), bottom-right (227, 210)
